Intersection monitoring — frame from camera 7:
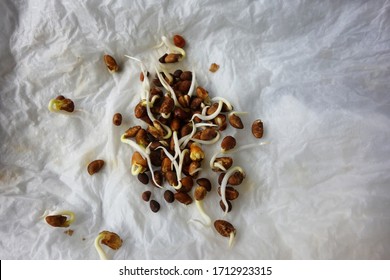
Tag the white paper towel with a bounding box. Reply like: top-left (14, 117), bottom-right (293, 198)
top-left (1, 0), bottom-right (390, 259)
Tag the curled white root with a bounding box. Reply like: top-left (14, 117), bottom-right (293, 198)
top-left (94, 234), bottom-right (108, 260)
top-left (195, 200), bottom-right (211, 226)
top-left (220, 166), bottom-right (245, 215)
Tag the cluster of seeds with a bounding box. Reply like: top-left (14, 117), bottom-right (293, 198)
top-left (119, 35), bottom-right (267, 247)
top-left (46, 34), bottom-right (267, 252)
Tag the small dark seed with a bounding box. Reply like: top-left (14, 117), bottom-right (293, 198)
top-left (137, 173), bottom-right (149, 185)
top-left (142, 191), bottom-right (151, 202)
top-left (164, 190), bottom-right (175, 203)
top-left (150, 200), bottom-right (160, 212)
top-left (196, 178), bottom-right (212, 192)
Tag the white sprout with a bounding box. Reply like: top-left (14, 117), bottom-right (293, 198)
top-left (191, 131), bottom-right (220, 145)
top-left (161, 36), bottom-right (186, 58)
top-left (211, 96), bottom-right (233, 111)
top-left (187, 66), bottom-right (196, 97)
top-left (124, 55), bottom-right (150, 100)
top-left (154, 65), bottom-right (181, 107)
top-left (220, 166), bottom-right (245, 215)
top-left (195, 200), bottom-right (211, 226)
top-left (120, 135), bottom-right (163, 188)
top-left (209, 141), bottom-right (270, 170)
top-left (191, 100), bottom-right (223, 121)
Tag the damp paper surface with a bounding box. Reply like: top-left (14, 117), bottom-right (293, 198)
top-left (1, 0), bottom-right (390, 259)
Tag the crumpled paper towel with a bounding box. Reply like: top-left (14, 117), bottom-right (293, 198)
top-left (0, 0), bottom-right (389, 259)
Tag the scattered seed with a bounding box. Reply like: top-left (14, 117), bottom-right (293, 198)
top-left (173, 35), bottom-right (186, 48)
top-left (87, 160), bottom-right (105, 175)
top-left (103, 54), bottom-right (119, 73)
top-left (214, 220), bottom-right (236, 237)
top-left (221, 136), bottom-right (236, 151)
top-left (251, 119), bottom-right (264, 138)
top-left (209, 63), bottom-right (220, 73)
top-left (229, 113), bottom-right (244, 129)
top-left (150, 200), bottom-right (160, 212)
top-left (113, 113), bottom-right (122, 126)
top-left (142, 191), bottom-right (151, 202)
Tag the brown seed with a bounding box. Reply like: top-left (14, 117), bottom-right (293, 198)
top-left (229, 113), bottom-right (244, 129)
top-left (188, 161), bottom-right (201, 177)
top-left (165, 53), bottom-right (181, 63)
top-left (174, 192), bottom-right (193, 205)
top-left (87, 160), bottom-right (105, 175)
top-left (214, 114), bottom-right (227, 131)
top-left (147, 124), bottom-right (163, 140)
top-left (131, 152), bottom-right (147, 171)
top-left (164, 190), bottom-right (175, 203)
top-left (174, 107), bottom-right (189, 120)
top-left (194, 186), bottom-right (207, 201)
top-left (137, 173), bottom-right (149, 185)
top-left (177, 80), bottom-right (192, 93)
top-left (213, 157), bottom-right (233, 171)
top-left (134, 102), bottom-right (147, 118)
top-left (200, 128), bottom-right (217, 141)
top-left (135, 128), bottom-right (149, 147)
top-left (196, 178), bottom-right (212, 192)
top-left (196, 86), bottom-right (209, 101)
top-left (190, 97), bottom-right (203, 111)
top-left (165, 171), bottom-right (178, 186)
top-left (103, 54), bottom-right (119, 73)
top-left (219, 199), bottom-right (232, 212)
top-left (173, 34), bottom-right (186, 48)
top-left (178, 94), bottom-right (191, 108)
top-left (179, 176), bottom-right (194, 193)
top-left (56, 97), bottom-right (74, 112)
top-left (221, 136), bottom-right (236, 151)
top-left (170, 118), bottom-right (181, 132)
top-left (217, 186), bottom-right (239, 200)
top-left (206, 103), bottom-right (220, 116)
top-left (150, 200), bottom-right (160, 213)
top-left (45, 215), bottom-right (69, 227)
top-left (251, 119), bottom-right (264, 138)
top-left (228, 171), bottom-right (245, 185)
top-left (159, 53), bottom-right (168, 63)
top-left (173, 69), bottom-right (183, 78)
top-left (142, 191), bottom-right (151, 202)
top-left (113, 113), bottom-right (122, 126)
top-left (180, 71), bottom-right (192, 81)
top-left (149, 149), bottom-right (163, 167)
top-left (123, 125), bottom-right (141, 138)
top-left (190, 143), bottom-right (205, 161)
top-left (214, 220), bottom-right (236, 237)
top-left (153, 170), bottom-right (164, 187)
top-left (209, 63), bottom-right (220, 73)
top-left (99, 231), bottom-right (123, 250)
top-left (160, 96), bottom-right (175, 115)
top-left (180, 123), bottom-right (193, 138)
top-left (161, 157), bottom-right (172, 174)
